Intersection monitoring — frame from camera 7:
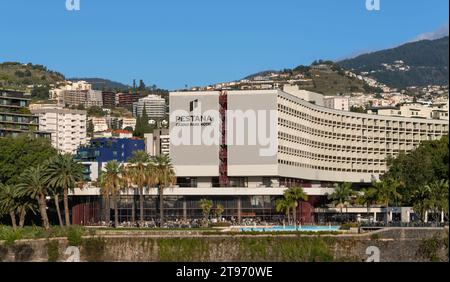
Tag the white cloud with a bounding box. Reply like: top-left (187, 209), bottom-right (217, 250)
top-left (411, 22), bottom-right (449, 42)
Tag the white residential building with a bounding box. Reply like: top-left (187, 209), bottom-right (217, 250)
top-left (120, 117), bottom-right (137, 130)
top-left (89, 117), bottom-right (108, 132)
top-left (31, 106), bottom-right (87, 154)
top-left (49, 81), bottom-right (92, 101)
top-left (133, 95), bottom-right (166, 118)
top-left (323, 95), bottom-right (350, 111)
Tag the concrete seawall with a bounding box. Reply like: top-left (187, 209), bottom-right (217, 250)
top-left (0, 228), bottom-right (447, 262)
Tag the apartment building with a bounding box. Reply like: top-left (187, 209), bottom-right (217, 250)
top-left (62, 89), bottom-right (103, 108)
top-left (50, 80), bottom-right (92, 101)
top-left (88, 117), bottom-right (108, 132)
top-left (369, 101), bottom-right (449, 120)
top-left (323, 95), bottom-right (350, 111)
top-left (0, 90), bottom-right (50, 138)
top-left (102, 91), bottom-right (116, 108)
top-left (116, 92), bottom-right (140, 110)
top-left (133, 94), bottom-right (166, 119)
top-left (30, 105), bottom-right (87, 154)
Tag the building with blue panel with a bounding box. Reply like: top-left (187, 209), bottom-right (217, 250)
top-left (75, 138), bottom-right (145, 181)
top-left (76, 137), bottom-right (145, 163)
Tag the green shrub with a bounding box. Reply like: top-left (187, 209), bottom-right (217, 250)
top-left (2, 228), bottom-right (23, 246)
top-left (370, 233), bottom-right (380, 240)
top-left (340, 223), bottom-right (358, 230)
top-left (210, 222), bottom-right (232, 227)
top-left (46, 240), bottom-right (60, 262)
top-left (66, 226), bottom-right (85, 246)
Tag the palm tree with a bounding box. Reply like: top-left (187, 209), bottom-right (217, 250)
top-left (129, 150), bottom-right (150, 226)
top-left (284, 187), bottom-right (308, 226)
top-left (215, 204), bottom-right (225, 220)
top-left (199, 198), bottom-right (213, 226)
top-left (0, 183), bottom-right (20, 229)
top-left (151, 154), bottom-right (176, 226)
top-left (49, 184), bottom-right (64, 228)
top-left (15, 195), bottom-right (36, 228)
top-left (425, 179), bottom-right (449, 223)
top-left (120, 165), bottom-right (136, 224)
top-left (411, 185), bottom-right (432, 223)
top-left (357, 188), bottom-right (379, 224)
top-left (275, 198), bottom-right (292, 225)
top-left (328, 182), bottom-right (354, 222)
top-left (100, 161), bottom-right (122, 227)
top-left (18, 166), bottom-right (51, 229)
top-left (372, 177), bottom-right (402, 225)
top-left (46, 154), bottom-right (85, 226)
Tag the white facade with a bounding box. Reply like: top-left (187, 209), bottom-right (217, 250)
top-left (31, 107), bottom-right (87, 154)
top-left (372, 102), bottom-right (449, 120)
top-left (49, 81), bottom-right (92, 100)
top-left (133, 95), bottom-right (166, 118)
top-left (323, 95), bottom-right (349, 111)
top-left (169, 89), bottom-right (449, 186)
top-left (120, 117), bottom-right (137, 130)
top-left (89, 117), bottom-right (108, 132)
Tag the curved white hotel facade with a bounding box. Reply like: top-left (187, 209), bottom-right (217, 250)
top-left (170, 89), bottom-right (448, 188)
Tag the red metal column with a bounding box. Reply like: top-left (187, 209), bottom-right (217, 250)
top-left (219, 90), bottom-right (229, 187)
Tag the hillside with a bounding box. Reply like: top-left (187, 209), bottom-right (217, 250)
top-left (0, 62), bottom-right (65, 90)
top-left (68, 77), bottom-right (130, 91)
top-left (242, 62), bottom-right (375, 95)
top-left (338, 36), bottom-right (449, 88)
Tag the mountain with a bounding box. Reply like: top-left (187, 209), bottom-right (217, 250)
top-left (338, 36), bottom-right (449, 88)
top-left (68, 77), bottom-right (130, 91)
top-left (0, 62), bottom-right (65, 90)
top-left (244, 70), bottom-right (278, 80)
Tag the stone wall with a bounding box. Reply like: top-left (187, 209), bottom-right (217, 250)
top-left (0, 228), bottom-right (447, 262)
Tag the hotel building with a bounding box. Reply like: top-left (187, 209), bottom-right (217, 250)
top-left (70, 88), bottom-right (448, 225)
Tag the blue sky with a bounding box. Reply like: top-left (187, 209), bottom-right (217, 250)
top-left (0, 0), bottom-right (448, 90)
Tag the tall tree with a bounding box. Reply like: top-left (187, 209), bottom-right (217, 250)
top-left (19, 166), bottom-right (51, 230)
top-left (129, 150), bottom-right (150, 225)
top-left (328, 182), bottom-right (354, 220)
top-left (284, 187), bottom-right (308, 225)
top-left (120, 165), bottom-right (136, 224)
top-left (151, 154), bottom-right (176, 226)
top-left (0, 183), bottom-right (20, 229)
top-left (46, 154), bottom-right (84, 226)
top-left (199, 198), bottom-right (213, 226)
top-left (0, 135), bottom-right (56, 185)
top-left (99, 161), bottom-right (122, 227)
top-left (275, 198), bottom-right (292, 225)
top-left (357, 188), bottom-right (379, 223)
top-left (371, 178), bottom-right (402, 225)
top-left (426, 179), bottom-right (449, 222)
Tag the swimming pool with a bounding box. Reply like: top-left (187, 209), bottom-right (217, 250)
top-left (240, 225), bottom-right (341, 232)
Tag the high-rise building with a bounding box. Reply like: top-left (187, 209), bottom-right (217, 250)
top-left (0, 90), bottom-right (50, 138)
top-left (116, 92), bottom-right (140, 110)
top-left (102, 91), bottom-right (116, 108)
top-left (133, 94), bottom-right (166, 119)
top-left (62, 89), bottom-right (103, 108)
top-left (30, 105), bottom-right (87, 154)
